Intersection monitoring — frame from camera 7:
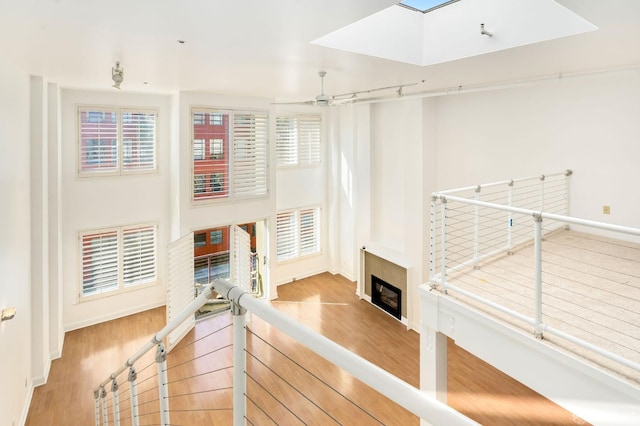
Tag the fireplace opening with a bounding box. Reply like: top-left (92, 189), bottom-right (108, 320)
top-left (371, 275), bottom-right (401, 320)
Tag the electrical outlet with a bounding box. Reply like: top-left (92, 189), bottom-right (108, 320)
top-left (603, 205), bottom-right (611, 215)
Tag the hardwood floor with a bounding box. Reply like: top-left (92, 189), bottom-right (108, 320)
top-left (26, 272), bottom-right (585, 425)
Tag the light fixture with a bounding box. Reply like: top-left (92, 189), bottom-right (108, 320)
top-left (1, 307), bottom-right (16, 321)
top-left (112, 62), bottom-right (124, 90)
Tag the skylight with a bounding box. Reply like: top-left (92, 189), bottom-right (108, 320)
top-left (399, 0), bottom-right (459, 13)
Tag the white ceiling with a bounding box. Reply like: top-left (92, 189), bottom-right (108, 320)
top-left (1, 0), bottom-right (639, 102)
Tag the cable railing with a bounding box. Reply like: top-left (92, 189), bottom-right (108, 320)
top-left (93, 278), bottom-right (477, 425)
top-left (430, 170), bottom-right (640, 380)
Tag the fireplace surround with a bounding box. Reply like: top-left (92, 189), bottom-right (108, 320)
top-left (363, 250), bottom-right (408, 322)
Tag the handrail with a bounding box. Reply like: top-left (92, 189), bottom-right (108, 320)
top-left (212, 279), bottom-right (478, 426)
top-left (436, 194), bottom-right (640, 238)
top-left (435, 170), bottom-right (571, 195)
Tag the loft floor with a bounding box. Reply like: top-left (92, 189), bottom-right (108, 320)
top-left (443, 229), bottom-right (640, 385)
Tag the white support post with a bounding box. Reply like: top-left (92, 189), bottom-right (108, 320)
top-left (112, 379), bottom-right (120, 426)
top-left (507, 180), bottom-right (514, 252)
top-left (94, 389), bottom-right (101, 426)
top-left (564, 169), bottom-right (572, 223)
top-left (533, 214), bottom-right (544, 338)
top-left (156, 343), bottom-right (171, 426)
top-left (473, 186), bottom-right (481, 268)
top-left (128, 366), bottom-right (139, 426)
top-left (232, 301), bottom-right (247, 426)
top-left (440, 197), bottom-right (448, 293)
top-left (101, 386), bottom-right (109, 425)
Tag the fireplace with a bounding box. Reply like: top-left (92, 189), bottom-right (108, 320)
top-left (371, 275), bottom-right (402, 320)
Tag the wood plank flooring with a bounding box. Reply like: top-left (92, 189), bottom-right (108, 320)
top-left (26, 272), bottom-right (584, 425)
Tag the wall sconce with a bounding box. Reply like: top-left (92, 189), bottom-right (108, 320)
top-left (1, 307), bottom-right (17, 321)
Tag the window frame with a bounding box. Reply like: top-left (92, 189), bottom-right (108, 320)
top-left (79, 223), bottom-right (158, 301)
top-left (78, 105), bottom-right (158, 177)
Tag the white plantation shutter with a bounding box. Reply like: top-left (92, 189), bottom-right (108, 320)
top-left (277, 207), bottom-right (321, 262)
top-left (81, 230), bottom-right (119, 295)
top-left (121, 110), bottom-right (157, 171)
top-left (78, 107), bottom-right (158, 175)
top-left (231, 225), bottom-right (251, 291)
top-left (299, 207), bottom-right (320, 256)
top-left (80, 224), bottom-right (158, 298)
top-left (122, 225), bottom-right (157, 286)
top-left (275, 114), bottom-right (320, 166)
top-left (298, 115), bottom-right (321, 165)
top-left (79, 108), bottom-right (118, 173)
top-left (275, 116), bottom-right (297, 166)
top-left (233, 112), bottom-right (268, 196)
top-left (167, 232), bottom-right (195, 351)
top-left (276, 211), bottom-right (298, 261)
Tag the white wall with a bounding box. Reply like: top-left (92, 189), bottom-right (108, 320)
top-left (435, 70), bottom-right (640, 231)
top-left (60, 89), bottom-right (172, 330)
top-left (0, 60), bottom-right (32, 426)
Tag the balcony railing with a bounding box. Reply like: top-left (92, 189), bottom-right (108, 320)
top-left (430, 170), bottom-right (640, 379)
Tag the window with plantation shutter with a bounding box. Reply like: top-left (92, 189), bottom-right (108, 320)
top-left (276, 207), bottom-right (321, 262)
top-left (276, 211), bottom-right (298, 262)
top-left (78, 106), bottom-right (157, 176)
top-left (233, 112), bottom-right (268, 196)
top-left (123, 225), bottom-right (157, 286)
top-left (81, 230), bottom-right (119, 296)
top-left (299, 208), bottom-right (320, 256)
top-left (192, 108), bottom-right (268, 202)
top-left (276, 114), bottom-right (321, 167)
top-left (80, 224), bottom-right (157, 299)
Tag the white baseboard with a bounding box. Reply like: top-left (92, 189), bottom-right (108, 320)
top-left (20, 382), bottom-right (35, 426)
top-left (64, 299), bottom-right (166, 332)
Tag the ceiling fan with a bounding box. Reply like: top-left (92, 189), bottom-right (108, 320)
top-left (273, 71), bottom-right (421, 107)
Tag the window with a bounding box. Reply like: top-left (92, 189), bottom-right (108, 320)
top-left (210, 173), bottom-right (224, 192)
top-left (210, 113), bottom-right (223, 125)
top-left (210, 229), bottom-right (223, 244)
top-left (276, 115), bottom-right (321, 166)
top-left (210, 138), bottom-right (224, 159)
top-left (81, 224), bottom-right (157, 298)
top-left (79, 107), bottom-right (157, 175)
top-left (194, 233), bottom-right (206, 248)
top-left (194, 174), bottom-right (206, 193)
top-left (193, 139), bottom-right (205, 161)
top-left (276, 207), bottom-right (321, 262)
top-left (192, 108), bottom-right (268, 202)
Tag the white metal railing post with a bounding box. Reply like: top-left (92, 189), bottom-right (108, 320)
top-left (111, 378), bottom-right (120, 426)
top-left (564, 169), bottom-right (572, 220)
top-left (101, 386), bottom-right (109, 425)
top-left (440, 197), bottom-right (448, 293)
top-left (507, 180), bottom-right (514, 252)
top-left (232, 300), bottom-right (247, 426)
top-left (94, 389), bottom-right (101, 426)
top-left (533, 213), bottom-right (544, 338)
top-left (473, 185), bottom-right (481, 268)
top-left (539, 175), bottom-right (546, 212)
top-left (430, 195), bottom-right (437, 286)
top-left (156, 343), bottom-right (170, 426)
top-left (128, 366), bottom-right (139, 426)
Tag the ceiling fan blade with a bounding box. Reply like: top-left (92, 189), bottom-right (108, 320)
top-left (271, 100), bottom-right (316, 106)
